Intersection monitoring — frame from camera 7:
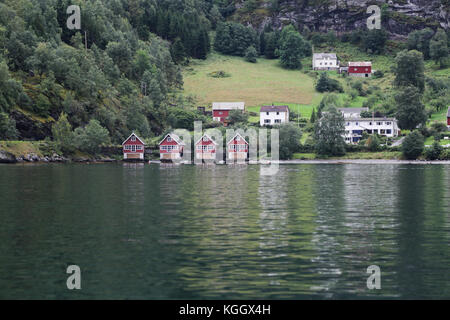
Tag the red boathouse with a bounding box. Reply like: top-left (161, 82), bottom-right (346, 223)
top-left (195, 134), bottom-right (217, 161)
top-left (227, 133), bottom-right (248, 162)
top-left (122, 132), bottom-right (145, 160)
top-left (159, 133), bottom-right (185, 161)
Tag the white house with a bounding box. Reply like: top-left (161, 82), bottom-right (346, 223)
top-left (260, 105), bottom-right (289, 126)
top-left (313, 53), bottom-right (339, 71)
top-left (344, 118), bottom-right (399, 144)
top-left (338, 107), bottom-right (369, 119)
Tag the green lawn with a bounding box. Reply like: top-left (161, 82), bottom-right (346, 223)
top-left (183, 53), bottom-right (318, 107)
top-left (424, 136), bottom-right (450, 146)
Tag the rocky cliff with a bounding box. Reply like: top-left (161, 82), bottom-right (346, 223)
top-left (236, 0), bottom-right (449, 37)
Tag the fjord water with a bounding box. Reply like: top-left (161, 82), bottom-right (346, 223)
top-left (0, 163), bottom-right (448, 299)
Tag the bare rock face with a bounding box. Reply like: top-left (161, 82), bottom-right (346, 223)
top-left (254, 0), bottom-right (448, 37)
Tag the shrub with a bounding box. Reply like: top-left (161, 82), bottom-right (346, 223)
top-left (425, 142), bottom-right (443, 160)
top-left (245, 46), bottom-right (258, 63)
top-left (401, 131), bottom-right (424, 160)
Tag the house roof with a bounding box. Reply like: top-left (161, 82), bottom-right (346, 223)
top-left (227, 133), bottom-right (248, 145)
top-left (348, 61), bottom-right (372, 67)
top-left (122, 132), bottom-right (145, 145)
top-left (212, 102), bottom-right (245, 110)
top-left (447, 106), bottom-right (450, 118)
top-left (159, 133), bottom-right (186, 145)
top-left (260, 105), bottom-right (289, 113)
top-left (338, 107), bottom-right (369, 113)
top-left (195, 134), bottom-right (218, 146)
top-left (313, 53), bottom-right (337, 60)
top-left (346, 118), bottom-right (397, 122)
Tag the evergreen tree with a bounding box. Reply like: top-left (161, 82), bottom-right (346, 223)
top-left (245, 46), bottom-right (258, 63)
top-left (402, 131), bottom-right (424, 160)
top-left (393, 50), bottom-right (425, 93)
top-left (430, 29), bottom-right (449, 68)
top-left (395, 86), bottom-right (427, 130)
top-left (314, 108), bottom-right (346, 156)
top-left (170, 38), bottom-right (186, 64)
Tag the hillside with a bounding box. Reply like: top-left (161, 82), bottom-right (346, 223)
top-left (0, 0), bottom-right (448, 152)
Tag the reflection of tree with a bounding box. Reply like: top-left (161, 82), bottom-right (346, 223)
top-left (418, 165), bottom-right (449, 298)
top-left (396, 165), bottom-right (426, 298)
top-left (340, 164), bottom-right (399, 297)
top-left (308, 165), bottom-right (345, 298)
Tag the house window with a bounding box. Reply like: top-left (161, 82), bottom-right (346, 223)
top-left (276, 112), bottom-right (280, 115)
top-left (203, 137), bottom-right (208, 142)
top-left (131, 136), bottom-right (136, 142)
top-left (369, 122), bottom-right (372, 125)
top-left (167, 137), bottom-right (172, 142)
top-left (386, 122), bottom-right (391, 125)
top-left (266, 112), bottom-right (269, 115)
top-left (274, 119), bottom-right (281, 123)
top-left (219, 112), bottom-right (223, 115)
top-left (264, 119), bottom-right (271, 124)
top-left (380, 129), bottom-right (386, 135)
top-left (376, 122), bottom-right (382, 125)
top-left (131, 145), bottom-right (136, 152)
top-left (387, 129), bottom-right (392, 134)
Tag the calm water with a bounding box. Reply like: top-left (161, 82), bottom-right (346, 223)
top-left (0, 163), bottom-right (449, 299)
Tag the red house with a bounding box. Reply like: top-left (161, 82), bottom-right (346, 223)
top-left (195, 134), bottom-right (217, 161)
top-left (227, 133), bottom-right (248, 161)
top-left (447, 106), bottom-right (450, 129)
top-left (348, 62), bottom-right (372, 78)
top-left (159, 133), bottom-right (185, 161)
top-left (122, 132), bottom-right (145, 160)
top-left (212, 102), bottom-right (245, 125)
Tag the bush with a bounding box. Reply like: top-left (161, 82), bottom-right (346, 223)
top-left (208, 70), bottom-right (231, 78)
top-left (316, 73), bottom-right (343, 93)
top-left (245, 46), bottom-right (258, 63)
top-left (424, 142), bottom-right (443, 160)
top-left (373, 70), bottom-right (384, 78)
top-left (402, 131), bottom-right (424, 160)
top-left (439, 148), bottom-right (450, 160)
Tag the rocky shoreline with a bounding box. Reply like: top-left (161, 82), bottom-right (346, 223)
top-left (0, 150), bottom-right (117, 164)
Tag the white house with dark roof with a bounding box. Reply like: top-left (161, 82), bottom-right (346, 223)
top-left (344, 118), bottom-right (399, 144)
top-left (260, 105), bottom-right (289, 126)
top-left (313, 53), bottom-right (339, 71)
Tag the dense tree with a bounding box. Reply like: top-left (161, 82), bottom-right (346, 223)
top-left (430, 29), bottom-right (449, 68)
top-left (407, 28), bottom-right (434, 59)
top-left (227, 110), bottom-right (249, 125)
top-left (0, 112), bottom-right (18, 140)
top-left (315, 73), bottom-right (343, 93)
top-left (362, 29), bottom-right (388, 54)
top-left (393, 50), bottom-right (425, 93)
top-left (395, 86), bottom-right (427, 130)
top-left (402, 131), bottom-right (424, 160)
top-left (278, 123), bottom-right (302, 160)
top-left (52, 112), bottom-right (75, 153)
top-left (74, 120), bottom-right (110, 154)
top-left (425, 142), bottom-right (443, 160)
top-left (314, 108), bottom-right (346, 156)
top-left (278, 25), bottom-right (311, 69)
top-left (214, 21), bottom-right (258, 56)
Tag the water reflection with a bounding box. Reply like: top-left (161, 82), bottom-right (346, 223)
top-left (0, 163), bottom-right (449, 299)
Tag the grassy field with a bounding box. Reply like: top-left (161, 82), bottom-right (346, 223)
top-left (183, 53), bottom-right (319, 107)
top-left (0, 141), bottom-right (43, 157)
